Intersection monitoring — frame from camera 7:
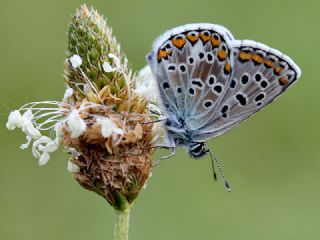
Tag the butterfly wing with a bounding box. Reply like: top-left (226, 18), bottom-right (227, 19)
top-left (147, 23), bottom-right (235, 128)
top-left (191, 40), bottom-right (301, 142)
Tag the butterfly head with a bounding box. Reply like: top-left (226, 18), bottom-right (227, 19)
top-left (188, 142), bottom-right (207, 158)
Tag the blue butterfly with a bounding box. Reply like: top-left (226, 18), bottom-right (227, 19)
top-left (147, 23), bottom-right (301, 190)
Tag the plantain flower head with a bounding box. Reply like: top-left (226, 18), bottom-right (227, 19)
top-left (6, 5), bottom-right (162, 210)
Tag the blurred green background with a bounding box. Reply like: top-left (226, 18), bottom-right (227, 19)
top-left (0, 0), bottom-right (319, 239)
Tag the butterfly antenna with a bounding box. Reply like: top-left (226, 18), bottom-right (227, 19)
top-left (210, 153), bottom-right (218, 181)
top-left (207, 148), bottom-right (231, 192)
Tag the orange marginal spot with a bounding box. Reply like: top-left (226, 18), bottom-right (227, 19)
top-left (157, 49), bottom-right (169, 61)
top-left (252, 54), bottom-right (263, 64)
top-left (172, 38), bottom-right (186, 49)
top-left (224, 62), bottom-right (231, 74)
top-left (279, 76), bottom-right (289, 86)
top-left (274, 66), bottom-right (283, 75)
top-left (210, 37), bottom-right (220, 47)
top-left (199, 33), bottom-right (210, 43)
top-left (218, 50), bottom-right (227, 60)
top-left (264, 59), bottom-right (274, 68)
top-left (239, 51), bottom-right (252, 61)
top-left (186, 34), bottom-right (199, 43)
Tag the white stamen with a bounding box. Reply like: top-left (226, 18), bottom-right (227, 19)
top-left (135, 65), bottom-right (160, 102)
top-left (7, 102), bottom-right (68, 166)
top-left (64, 88), bottom-right (74, 99)
top-left (107, 53), bottom-right (132, 109)
top-left (151, 122), bottom-right (173, 148)
top-left (20, 110), bottom-right (41, 140)
top-left (6, 110), bottom-right (23, 130)
top-left (22, 109), bottom-right (34, 122)
top-left (96, 117), bottom-right (123, 138)
top-left (7, 109), bottom-right (42, 141)
top-left (67, 160), bottom-right (80, 173)
top-left (112, 128), bottom-right (124, 135)
top-left (32, 136), bottom-right (58, 166)
top-left (108, 53), bottom-right (121, 69)
top-left (67, 110), bottom-right (86, 138)
top-left (20, 136), bottom-right (32, 149)
top-left (65, 147), bottom-right (81, 159)
top-left (69, 54), bottom-right (82, 69)
top-left (21, 122), bottom-right (41, 140)
top-left (102, 61), bottom-right (117, 73)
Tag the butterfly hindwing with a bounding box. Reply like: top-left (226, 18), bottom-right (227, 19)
top-left (147, 23), bottom-right (234, 127)
top-left (192, 40), bottom-right (301, 142)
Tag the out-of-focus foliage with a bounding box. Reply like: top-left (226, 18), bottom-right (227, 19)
top-left (0, 0), bottom-right (319, 239)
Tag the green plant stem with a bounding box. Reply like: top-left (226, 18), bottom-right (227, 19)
top-left (114, 209), bottom-right (131, 240)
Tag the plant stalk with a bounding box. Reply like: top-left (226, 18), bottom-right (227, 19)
top-left (113, 208), bottom-right (131, 240)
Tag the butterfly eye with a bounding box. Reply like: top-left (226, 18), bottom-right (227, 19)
top-left (189, 143), bottom-right (206, 157)
top-left (192, 144), bottom-right (203, 153)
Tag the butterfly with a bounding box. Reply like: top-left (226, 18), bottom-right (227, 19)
top-left (146, 23), bottom-right (301, 190)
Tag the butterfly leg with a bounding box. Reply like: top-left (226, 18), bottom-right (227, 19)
top-left (152, 147), bottom-right (176, 167)
top-left (141, 118), bottom-right (167, 125)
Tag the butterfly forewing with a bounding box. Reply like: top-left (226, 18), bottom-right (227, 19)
top-left (147, 24), bottom-right (234, 127)
top-left (192, 40), bottom-right (301, 142)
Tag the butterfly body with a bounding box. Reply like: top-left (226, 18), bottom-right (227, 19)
top-left (147, 23), bottom-right (301, 159)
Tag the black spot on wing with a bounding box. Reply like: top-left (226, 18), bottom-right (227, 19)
top-left (163, 82), bottom-right (170, 89)
top-left (235, 93), bottom-right (247, 106)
